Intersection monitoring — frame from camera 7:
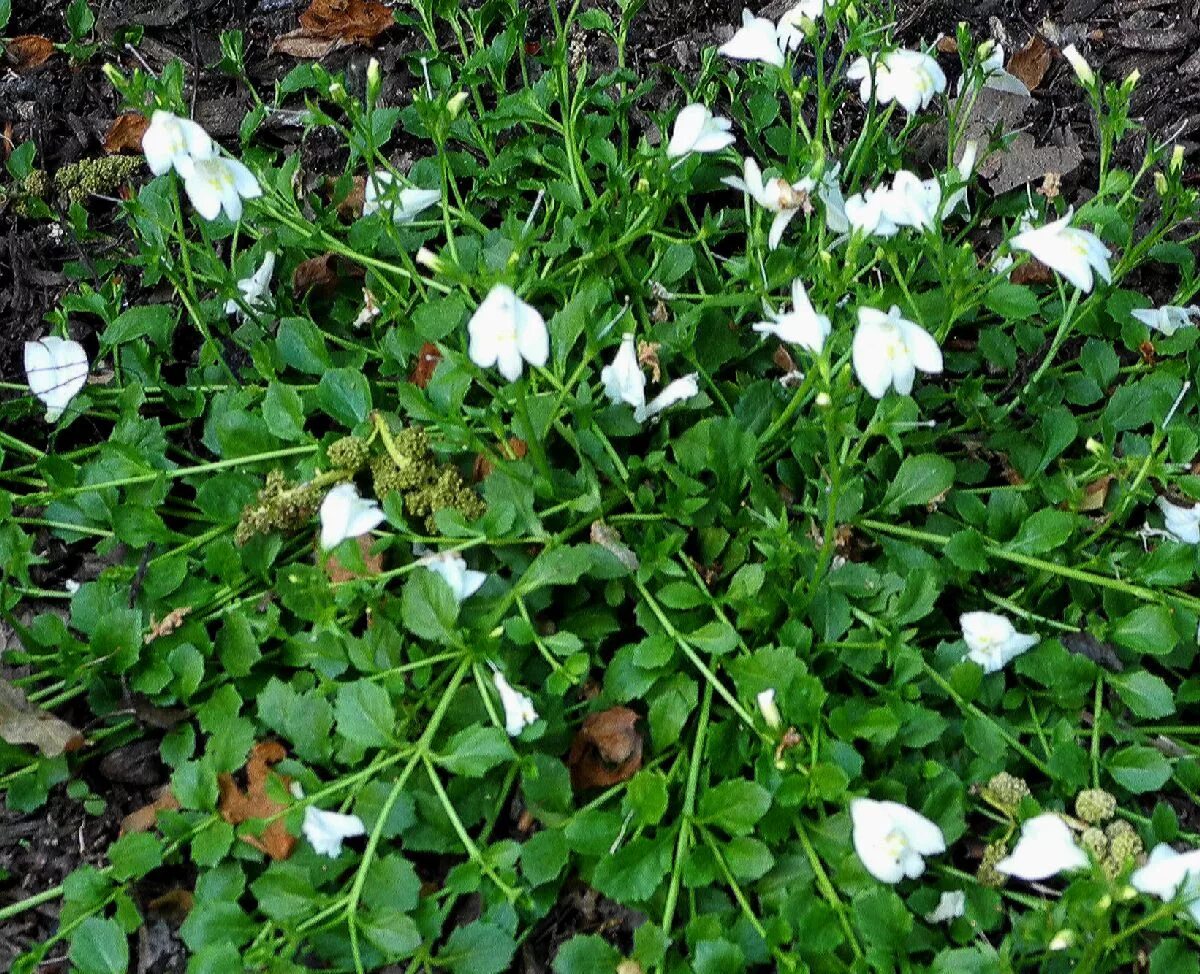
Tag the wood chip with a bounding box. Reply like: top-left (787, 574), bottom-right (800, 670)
top-left (1007, 35), bottom-right (1052, 92)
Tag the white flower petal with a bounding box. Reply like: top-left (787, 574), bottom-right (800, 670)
top-left (601, 333), bottom-right (647, 410)
top-left (319, 483), bottom-right (386, 551)
top-left (492, 670), bottom-right (538, 736)
top-left (25, 336), bottom-right (89, 422)
top-left (996, 814), bottom-right (1089, 881)
top-left (851, 798), bottom-right (945, 884)
top-left (924, 890), bottom-right (966, 923)
top-left (303, 806), bottom-right (366, 857)
top-left (425, 551), bottom-right (487, 602)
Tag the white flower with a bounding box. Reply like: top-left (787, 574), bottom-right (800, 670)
top-left (142, 110), bottom-right (214, 176)
top-left (362, 171), bottom-right (442, 223)
top-left (723, 156), bottom-right (815, 249)
top-left (225, 252), bottom-right (276, 316)
top-left (719, 9), bottom-right (785, 68)
top-left (25, 336), bottom-right (89, 422)
top-left (848, 49), bottom-right (947, 116)
top-left (943, 141), bottom-right (979, 217)
top-left (958, 42), bottom-right (1030, 96)
top-left (636, 374), bottom-right (699, 423)
top-left (959, 611), bottom-right (1039, 673)
top-left (319, 483), bottom-right (387, 551)
top-left (850, 797), bottom-right (946, 884)
top-left (181, 155), bottom-right (261, 222)
top-left (753, 279), bottom-right (831, 354)
top-left (468, 284), bottom-right (549, 382)
top-left (492, 670), bottom-right (538, 736)
top-left (881, 170), bottom-right (942, 232)
top-left (818, 165), bottom-right (850, 233)
top-left (844, 185), bottom-right (901, 238)
top-left (756, 688), bottom-right (782, 730)
top-left (852, 306), bottom-right (942, 398)
top-left (1133, 305), bottom-right (1200, 337)
top-left (1010, 210), bottom-right (1112, 292)
top-left (601, 333), bottom-right (647, 411)
top-left (1062, 44), bottom-right (1095, 85)
top-left (424, 551), bottom-right (486, 602)
top-left (1157, 497), bottom-right (1200, 544)
top-left (352, 288), bottom-right (381, 329)
top-left (924, 890), bottom-right (966, 923)
top-left (1132, 844), bottom-right (1200, 924)
top-left (996, 813), bottom-right (1089, 880)
top-left (666, 104), bottom-right (736, 159)
top-left (303, 806), bottom-right (366, 857)
top-left (777, 0), bottom-right (828, 50)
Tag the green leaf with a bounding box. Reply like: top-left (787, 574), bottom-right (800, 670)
top-left (101, 304), bottom-right (177, 347)
top-left (624, 771), bottom-right (669, 826)
top-left (1107, 745), bottom-right (1173, 793)
top-left (69, 917), bottom-right (129, 974)
top-left (335, 681), bottom-right (396, 748)
top-left (697, 780), bottom-right (771, 836)
top-left (277, 317), bottom-right (331, 374)
top-left (1110, 670), bottom-right (1176, 719)
top-left (438, 725), bottom-right (515, 777)
top-left (1150, 940), bottom-right (1200, 974)
top-left (0, 0), bottom-right (11, 31)
top-left (438, 922), bottom-right (516, 974)
top-left (984, 282), bottom-right (1040, 320)
top-left (262, 382), bottom-right (307, 441)
top-left (1111, 605), bottom-right (1178, 657)
top-left (1006, 509), bottom-right (1077, 554)
top-left (401, 570), bottom-right (459, 644)
top-left (522, 829), bottom-right (569, 885)
top-left (553, 936), bottom-right (622, 973)
top-left (318, 368), bottom-right (372, 427)
top-left (108, 832), bottom-right (163, 881)
top-left (880, 455), bottom-right (954, 514)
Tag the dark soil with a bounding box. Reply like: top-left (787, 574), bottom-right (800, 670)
top-left (1, 0), bottom-right (1198, 968)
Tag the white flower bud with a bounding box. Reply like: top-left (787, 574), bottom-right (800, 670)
top-left (1062, 45), bottom-right (1094, 86)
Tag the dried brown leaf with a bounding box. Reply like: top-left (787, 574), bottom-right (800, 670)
top-left (103, 113), bottom-right (150, 155)
top-left (217, 741), bottom-right (297, 860)
top-left (935, 36), bottom-right (959, 54)
top-left (297, 0), bottom-right (393, 42)
top-left (1007, 35), bottom-right (1052, 91)
top-left (1010, 258), bottom-right (1054, 286)
top-left (145, 606), bottom-right (192, 645)
top-left (473, 437), bottom-right (528, 480)
top-left (568, 706), bottom-right (643, 789)
top-left (120, 785), bottom-right (181, 835)
top-left (271, 31), bottom-right (341, 58)
top-left (590, 522), bottom-right (639, 571)
top-left (0, 679), bottom-right (85, 757)
top-left (148, 888), bottom-right (195, 920)
top-left (409, 341), bottom-right (443, 389)
top-left (7, 36), bottom-right (56, 73)
top-left (637, 341), bottom-right (661, 383)
top-left (1079, 475), bottom-right (1112, 512)
top-left (323, 533), bottom-right (383, 583)
top-left (292, 253), bottom-right (340, 296)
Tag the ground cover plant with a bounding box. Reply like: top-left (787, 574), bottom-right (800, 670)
top-left (2, 0), bottom-right (1200, 970)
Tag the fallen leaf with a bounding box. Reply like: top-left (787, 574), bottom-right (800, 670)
top-left (145, 606), bottom-right (192, 644)
top-left (409, 341), bottom-right (443, 389)
top-left (772, 344), bottom-right (797, 375)
top-left (936, 36), bottom-right (959, 54)
top-left (324, 533), bottom-right (383, 583)
top-left (292, 253), bottom-right (339, 296)
top-left (217, 741), bottom-right (297, 860)
top-left (0, 679), bottom-right (85, 757)
top-left (1007, 35), bottom-right (1052, 91)
top-left (1139, 341), bottom-right (1156, 366)
top-left (1010, 258), bottom-right (1054, 286)
top-left (1061, 631), bottom-right (1124, 672)
top-left (590, 521), bottom-right (639, 571)
top-left (638, 341), bottom-right (662, 382)
top-left (7, 36), bottom-right (56, 73)
top-left (271, 32), bottom-right (341, 58)
top-left (1079, 475), bottom-right (1113, 512)
top-left (335, 175), bottom-right (367, 220)
top-left (147, 888), bottom-right (194, 920)
top-left (473, 437), bottom-right (527, 479)
top-left (120, 785), bottom-right (181, 835)
top-left (273, 0), bottom-right (393, 54)
top-left (103, 113), bottom-right (149, 155)
top-left (568, 706), bottom-right (643, 789)
top-left (1037, 171), bottom-right (1062, 200)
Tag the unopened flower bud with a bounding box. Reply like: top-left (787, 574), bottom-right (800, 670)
top-left (102, 63), bottom-right (125, 89)
top-left (756, 688), bottom-right (782, 730)
top-left (815, 392), bottom-right (832, 408)
top-left (329, 81), bottom-right (348, 105)
top-left (1170, 145), bottom-right (1185, 174)
top-left (1122, 68), bottom-right (1140, 92)
top-left (636, 177), bottom-right (650, 193)
top-left (366, 58), bottom-right (382, 100)
top-left (447, 91), bottom-right (470, 119)
top-left (415, 247), bottom-right (444, 273)
top-left (1155, 172), bottom-right (1169, 196)
top-left (1049, 930), bottom-right (1075, 951)
top-left (1085, 437), bottom-right (1104, 455)
top-left (1062, 44), bottom-right (1094, 86)
top-left (1075, 788), bottom-right (1117, 824)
